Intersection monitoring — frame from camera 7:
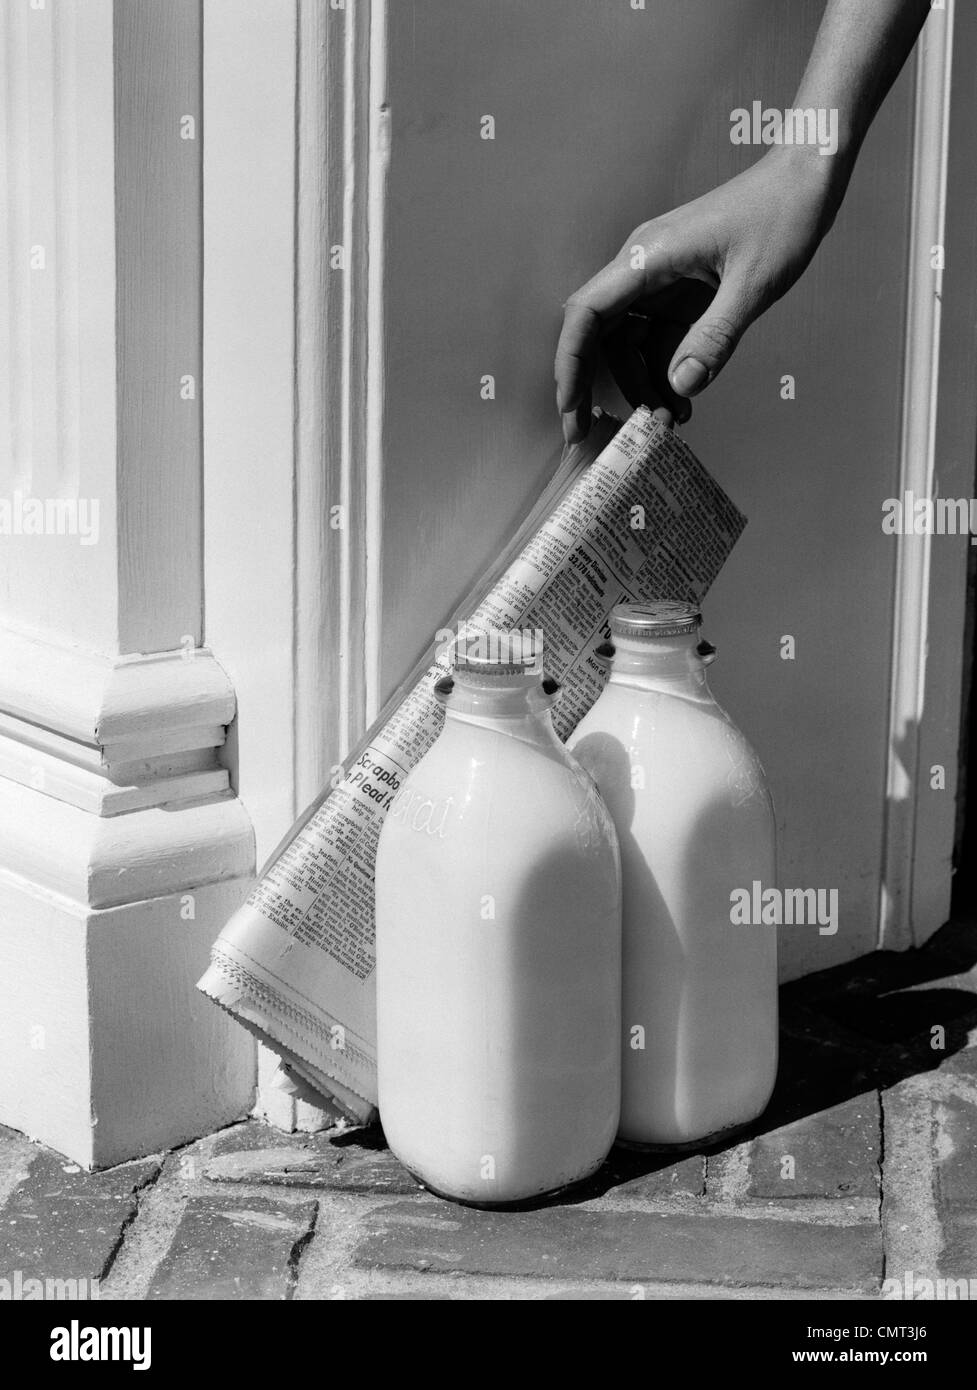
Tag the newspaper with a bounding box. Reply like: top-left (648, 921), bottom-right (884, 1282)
top-left (198, 406), bottom-right (747, 1120)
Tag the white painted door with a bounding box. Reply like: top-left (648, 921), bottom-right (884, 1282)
top-left (369, 0), bottom-right (976, 977)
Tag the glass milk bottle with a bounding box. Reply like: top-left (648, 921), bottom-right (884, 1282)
top-left (375, 633), bottom-right (621, 1205)
top-left (568, 602), bottom-right (777, 1147)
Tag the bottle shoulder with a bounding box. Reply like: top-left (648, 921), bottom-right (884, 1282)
top-left (571, 684), bottom-right (773, 812)
top-left (384, 719), bottom-right (616, 839)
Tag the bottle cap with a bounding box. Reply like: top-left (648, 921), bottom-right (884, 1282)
top-left (452, 628), bottom-right (544, 677)
top-left (610, 601), bottom-right (702, 640)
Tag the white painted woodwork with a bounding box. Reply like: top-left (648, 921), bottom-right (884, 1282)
top-left (0, 0), bottom-right (118, 652)
top-left (0, 0), bottom-right (255, 1167)
top-left (202, 0), bottom-right (350, 1132)
top-left (0, 875), bottom-right (254, 1170)
top-left (113, 0), bottom-right (204, 654)
top-left (883, 0), bottom-right (975, 948)
top-left (0, 635), bottom-right (256, 1166)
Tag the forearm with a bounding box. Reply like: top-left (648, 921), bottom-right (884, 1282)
top-left (555, 0), bottom-right (933, 432)
top-left (794, 0), bottom-right (931, 175)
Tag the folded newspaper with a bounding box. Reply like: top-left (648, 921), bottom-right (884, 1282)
top-left (198, 406), bottom-right (747, 1121)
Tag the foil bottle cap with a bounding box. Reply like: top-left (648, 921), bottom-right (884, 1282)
top-left (609, 601), bottom-right (702, 641)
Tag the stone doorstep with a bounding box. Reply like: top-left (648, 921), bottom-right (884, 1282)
top-left (5, 942), bottom-right (975, 1302)
top-left (0, 1097), bottom-right (887, 1300)
top-left (932, 1044), bottom-right (977, 1206)
top-left (204, 1124), bottom-right (419, 1195)
top-left (938, 1207), bottom-right (977, 1284)
top-left (348, 1201), bottom-right (882, 1292)
top-left (335, 1281), bottom-right (879, 1302)
top-left (931, 1046), bottom-right (977, 1282)
top-left (306, 1271), bottom-right (880, 1301)
top-left (747, 1094), bottom-right (881, 1199)
top-left (141, 1113), bottom-right (882, 1299)
top-left (203, 1119), bottom-right (708, 1199)
top-left (205, 1093), bottom-right (882, 1206)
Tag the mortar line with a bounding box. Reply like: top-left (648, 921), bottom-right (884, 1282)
top-left (285, 1198), bottom-right (320, 1300)
top-left (877, 1087), bottom-right (887, 1285)
top-left (98, 1159), bottom-right (166, 1284)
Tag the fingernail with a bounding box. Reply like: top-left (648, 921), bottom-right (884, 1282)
top-left (670, 356), bottom-right (709, 397)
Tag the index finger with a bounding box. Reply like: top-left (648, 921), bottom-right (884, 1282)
top-left (554, 260), bottom-right (644, 419)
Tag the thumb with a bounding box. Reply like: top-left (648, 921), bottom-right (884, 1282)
top-left (667, 272), bottom-right (759, 399)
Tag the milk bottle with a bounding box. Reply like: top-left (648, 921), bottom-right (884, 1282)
top-left (568, 603), bottom-right (777, 1146)
top-left (375, 632), bottom-right (622, 1205)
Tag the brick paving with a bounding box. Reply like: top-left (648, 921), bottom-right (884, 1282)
top-left (1, 918), bottom-right (976, 1301)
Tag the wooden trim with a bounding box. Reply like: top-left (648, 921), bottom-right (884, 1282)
top-left (0, 875), bottom-right (254, 1169)
top-left (294, 0), bottom-right (349, 805)
top-left (293, 0), bottom-right (380, 801)
top-left (279, 0), bottom-right (383, 1130)
top-left (113, 0), bottom-right (204, 654)
top-left (0, 0), bottom-right (119, 655)
top-left (0, 778), bottom-right (252, 910)
top-left (0, 624), bottom-right (234, 751)
top-left (202, 0), bottom-right (300, 1132)
top-left (912, 0), bottom-right (977, 939)
top-left (879, 1), bottom-right (961, 949)
top-left (0, 736), bottom-right (224, 817)
top-left (0, 624), bottom-right (249, 886)
top-left (0, 0), bottom-right (256, 1169)
top-left (364, 0), bottom-right (389, 721)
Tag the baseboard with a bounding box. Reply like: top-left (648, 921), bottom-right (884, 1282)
top-left (0, 626), bottom-right (258, 1167)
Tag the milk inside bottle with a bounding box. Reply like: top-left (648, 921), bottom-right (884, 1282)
top-left (568, 602), bottom-right (777, 1147)
top-left (375, 630), bottom-right (622, 1205)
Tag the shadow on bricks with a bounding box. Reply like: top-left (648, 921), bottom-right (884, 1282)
top-left (563, 916), bottom-right (977, 1203)
top-left (197, 918), bottom-right (977, 1214)
top-left (321, 917), bottom-right (977, 1209)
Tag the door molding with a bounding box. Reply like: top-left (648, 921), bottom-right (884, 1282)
top-left (204, 0), bottom-right (387, 1128)
top-left (293, 0), bottom-right (386, 805)
top-left (880, 0), bottom-right (976, 949)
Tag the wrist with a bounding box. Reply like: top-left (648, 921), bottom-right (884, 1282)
top-left (761, 141), bottom-right (854, 217)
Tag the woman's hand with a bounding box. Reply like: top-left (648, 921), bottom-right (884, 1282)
top-left (554, 146), bottom-right (848, 442)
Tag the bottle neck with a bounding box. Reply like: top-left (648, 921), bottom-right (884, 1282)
top-left (440, 672), bottom-right (562, 745)
top-left (607, 631), bottom-right (712, 698)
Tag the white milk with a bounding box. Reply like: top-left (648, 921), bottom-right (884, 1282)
top-left (375, 637), bottom-right (621, 1205)
top-left (568, 603), bottom-right (777, 1147)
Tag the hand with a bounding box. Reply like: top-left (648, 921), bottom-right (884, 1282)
top-left (554, 147), bottom-right (847, 442)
